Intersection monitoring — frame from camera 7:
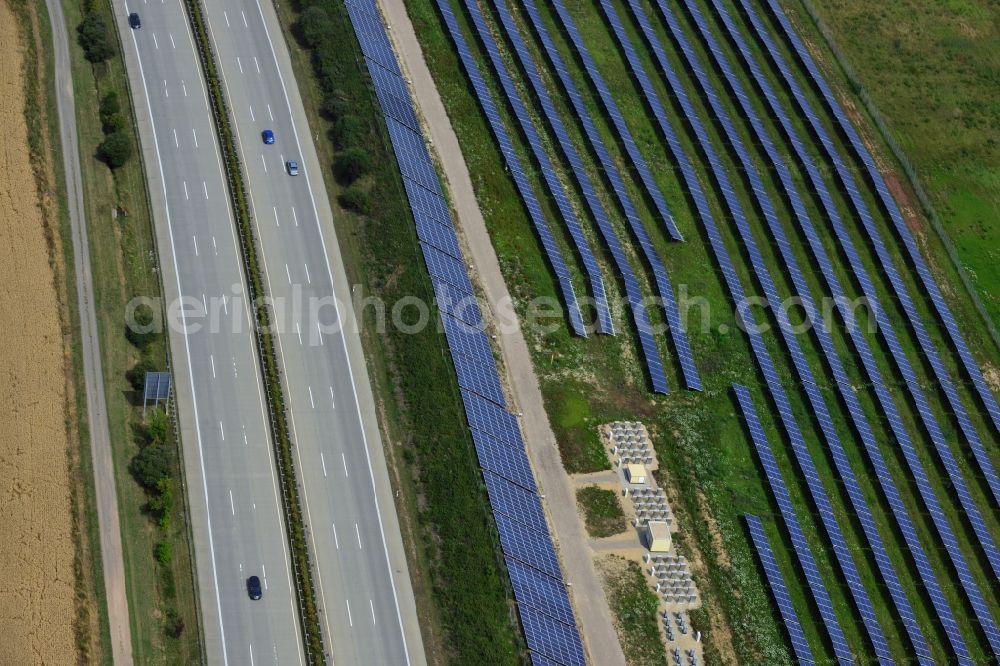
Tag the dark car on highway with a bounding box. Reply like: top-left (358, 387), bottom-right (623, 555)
top-left (246, 575), bottom-right (262, 600)
top-left (128, 12), bottom-right (141, 29)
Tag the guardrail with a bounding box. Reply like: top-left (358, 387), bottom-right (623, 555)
top-left (180, 0), bottom-right (326, 662)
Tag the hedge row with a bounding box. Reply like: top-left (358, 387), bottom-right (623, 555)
top-left (180, 1), bottom-right (325, 662)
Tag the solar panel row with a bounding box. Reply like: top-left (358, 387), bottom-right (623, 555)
top-left (454, 0), bottom-right (674, 393)
top-left (741, 0), bottom-right (1000, 511)
top-left (521, 0), bottom-right (682, 244)
top-left (516, 0), bottom-right (702, 391)
top-left (703, 4), bottom-right (982, 659)
top-left (734, 387), bottom-right (855, 664)
top-left (622, 1), bottom-right (894, 660)
top-left (513, 0), bottom-right (702, 391)
top-left (756, 0), bottom-right (1000, 439)
top-left (666, 2), bottom-right (947, 660)
top-left (343, 4), bottom-right (585, 663)
top-left (434, 0), bottom-right (613, 339)
top-left (744, 514), bottom-right (816, 665)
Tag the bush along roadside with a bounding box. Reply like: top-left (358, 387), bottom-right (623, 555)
top-left (180, 0), bottom-right (326, 662)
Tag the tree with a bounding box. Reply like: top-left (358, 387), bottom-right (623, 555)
top-left (338, 184), bottom-right (371, 214)
top-left (154, 540), bottom-right (172, 565)
top-left (334, 147), bottom-right (372, 184)
top-left (97, 130), bottom-right (132, 169)
top-left (130, 442), bottom-right (172, 491)
top-left (126, 303), bottom-right (159, 350)
top-left (77, 13), bottom-right (115, 63)
top-left (145, 409), bottom-right (169, 446)
top-left (297, 6), bottom-right (334, 49)
top-left (126, 355), bottom-right (158, 391)
top-left (147, 478), bottom-right (174, 528)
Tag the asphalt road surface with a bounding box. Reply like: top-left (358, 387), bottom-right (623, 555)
top-left (115, 2), bottom-right (306, 663)
top-left (115, 0), bottom-right (425, 663)
top-left (199, 0), bottom-right (425, 662)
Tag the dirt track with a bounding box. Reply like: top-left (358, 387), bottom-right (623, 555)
top-left (0, 2), bottom-right (78, 663)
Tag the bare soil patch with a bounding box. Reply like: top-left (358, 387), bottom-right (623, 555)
top-left (0, 3), bottom-right (79, 662)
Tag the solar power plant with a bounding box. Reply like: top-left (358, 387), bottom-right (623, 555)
top-left (754, 0), bottom-right (1000, 438)
top-left (622, 2), bottom-right (899, 657)
top-left (450, 0), bottom-right (679, 394)
top-left (737, 3), bottom-right (1000, 518)
top-left (517, 0), bottom-right (682, 244)
top-left (435, 0), bottom-right (615, 338)
top-left (486, 0), bottom-right (702, 392)
top-left (344, 4), bottom-right (587, 663)
top-left (504, 0), bottom-right (702, 391)
top-left (683, 1), bottom-right (973, 659)
top-left (745, 514), bottom-right (816, 665)
top-left (734, 386), bottom-right (855, 664)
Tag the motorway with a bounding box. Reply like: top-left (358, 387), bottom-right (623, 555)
top-left (114, 1), bottom-right (305, 663)
top-left (115, 0), bottom-right (426, 663)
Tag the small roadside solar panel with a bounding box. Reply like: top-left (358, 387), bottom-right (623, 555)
top-left (745, 515), bottom-right (815, 665)
top-left (518, 604), bottom-right (586, 666)
top-left (143, 372), bottom-right (171, 401)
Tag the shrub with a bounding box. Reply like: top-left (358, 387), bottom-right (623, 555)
top-left (333, 147), bottom-right (371, 184)
top-left (99, 91), bottom-right (120, 128)
top-left (97, 130), bottom-right (132, 168)
top-left (77, 13), bottom-right (115, 63)
top-left (126, 303), bottom-right (159, 350)
top-left (154, 541), bottom-right (172, 565)
top-left (147, 478), bottom-right (174, 528)
top-left (126, 355), bottom-right (158, 391)
top-left (130, 443), bottom-right (172, 491)
top-left (338, 184), bottom-right (371, 214)
top-left (297, 6), bottom-right (334, 48)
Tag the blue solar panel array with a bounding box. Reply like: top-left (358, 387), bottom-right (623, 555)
top-left (344, 3), bottom-right (585, 663)
top-left (702, 3), bottom-right (986, 659)
top-left (521, 0), bottom-right (683, 244)
top-left (620, 1), bottom-right (894, 659)
top-left (756, 0), bottom-right (1000, 438)
top-left (734, 386), bottom-right (855, 664)
top-left (489, 0), bottom-right (701, 391)
top-left (435, 0), bottom-right (614, 339)
top-left (739, 1), bottom-right (1000, 516)
top-left (744, 514), bottom-right (816, 665)
top-left (450, 0), bottom-right (675, 393)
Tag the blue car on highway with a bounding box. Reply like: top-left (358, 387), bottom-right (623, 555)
top-left (261, 129), bottom-right (275, 145)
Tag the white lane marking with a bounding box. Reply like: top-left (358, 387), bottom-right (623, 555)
top-left (295, 322), bottom-right (302, 345)
top-left (241, 10), bottom-right (248, 27)
top-left (222, 294), bottom-right (229, 315)
top-left (248, 643), bottom-right (254, 666)
top-left (181, 80), bottom-right (187, 97)
top-left (192, 128), bottom-right (199, 148)
top-left (345, 599), bottom-right (353, 627)
top-left (237, 57), bottom-right (243, 74)
top-left (192, 235), bottom-right (198, 256)
top-left (266, 103), bottom-right (273, 121)
top-left (163, 80), bottom-right (168, 97)
top-left (370, 599), bottom-right (376, 625)
top-left (320, 452), bottom-right (327, 478)
top-left (308, 386), bottom-right (315, 409)
top-left (303, 263), bottom-right (311, 284)
top-left (229, 489), bottom-right (235, 515)
top-left (316, 322), bottom-right (324, 345)
top-left (203, 181), bottom-right (209, 200)
top-left (212, 236), bottom-right (218, 255)
top-left (202, 294), bottom-right (207, 312)
top-left (342, 452), bottom-right (348, 476)
top-left (262, 564), bottom-right (267, 588)
top-left (219, 421), bottom-right (225, 441)
top-left (210, 354), bottom-right (216, 378)
top-left (243, 429), bottom-right (248, 447)
top-left (152, 33), bottom-right (158, 49)
top-left (285, 263), bottom-right (291, 285)
top-left (248, 105), bottom-right (255, 122)
top-left (332, 523), bottom-right (339, 549)
top-left (261, 154), bottom-right (267, 173)
top-left (183, 181), bottom-right (189, 200)
top-left (355, 523), bottom-right (362, 549)
top-left (291, 206), bottom-right (299, 227)
top-left (254, 56), bottom-right (260, 73)
top-left (169, 33), bottom-right (175, 49)
top-left (223, 10), bottom-right (230, 27)
top-left (329, 387), bottom-right (336, 409)
top-left (273, 206), bottom-right (280, 227)
top-left (173, 129), bottom-right (178, 147)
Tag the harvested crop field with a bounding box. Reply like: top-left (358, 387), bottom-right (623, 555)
top-left (0, 1), bottom-right (78, 663)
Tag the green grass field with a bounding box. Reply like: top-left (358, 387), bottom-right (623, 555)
top-left (577, 486), bottom-right (628, 537)
top-left (59, 0), bottom-right (202, 662)
top-left (399, 0), bottom-right (1000, 663)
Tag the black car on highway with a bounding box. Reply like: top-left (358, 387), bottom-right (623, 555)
top-left (246, 575), bottom-right (262, 601)
top-left (128, 12), bottom-right (141, 29)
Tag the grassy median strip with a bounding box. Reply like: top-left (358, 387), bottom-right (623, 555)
top-left (179, 0), bottom-right (325, 661)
